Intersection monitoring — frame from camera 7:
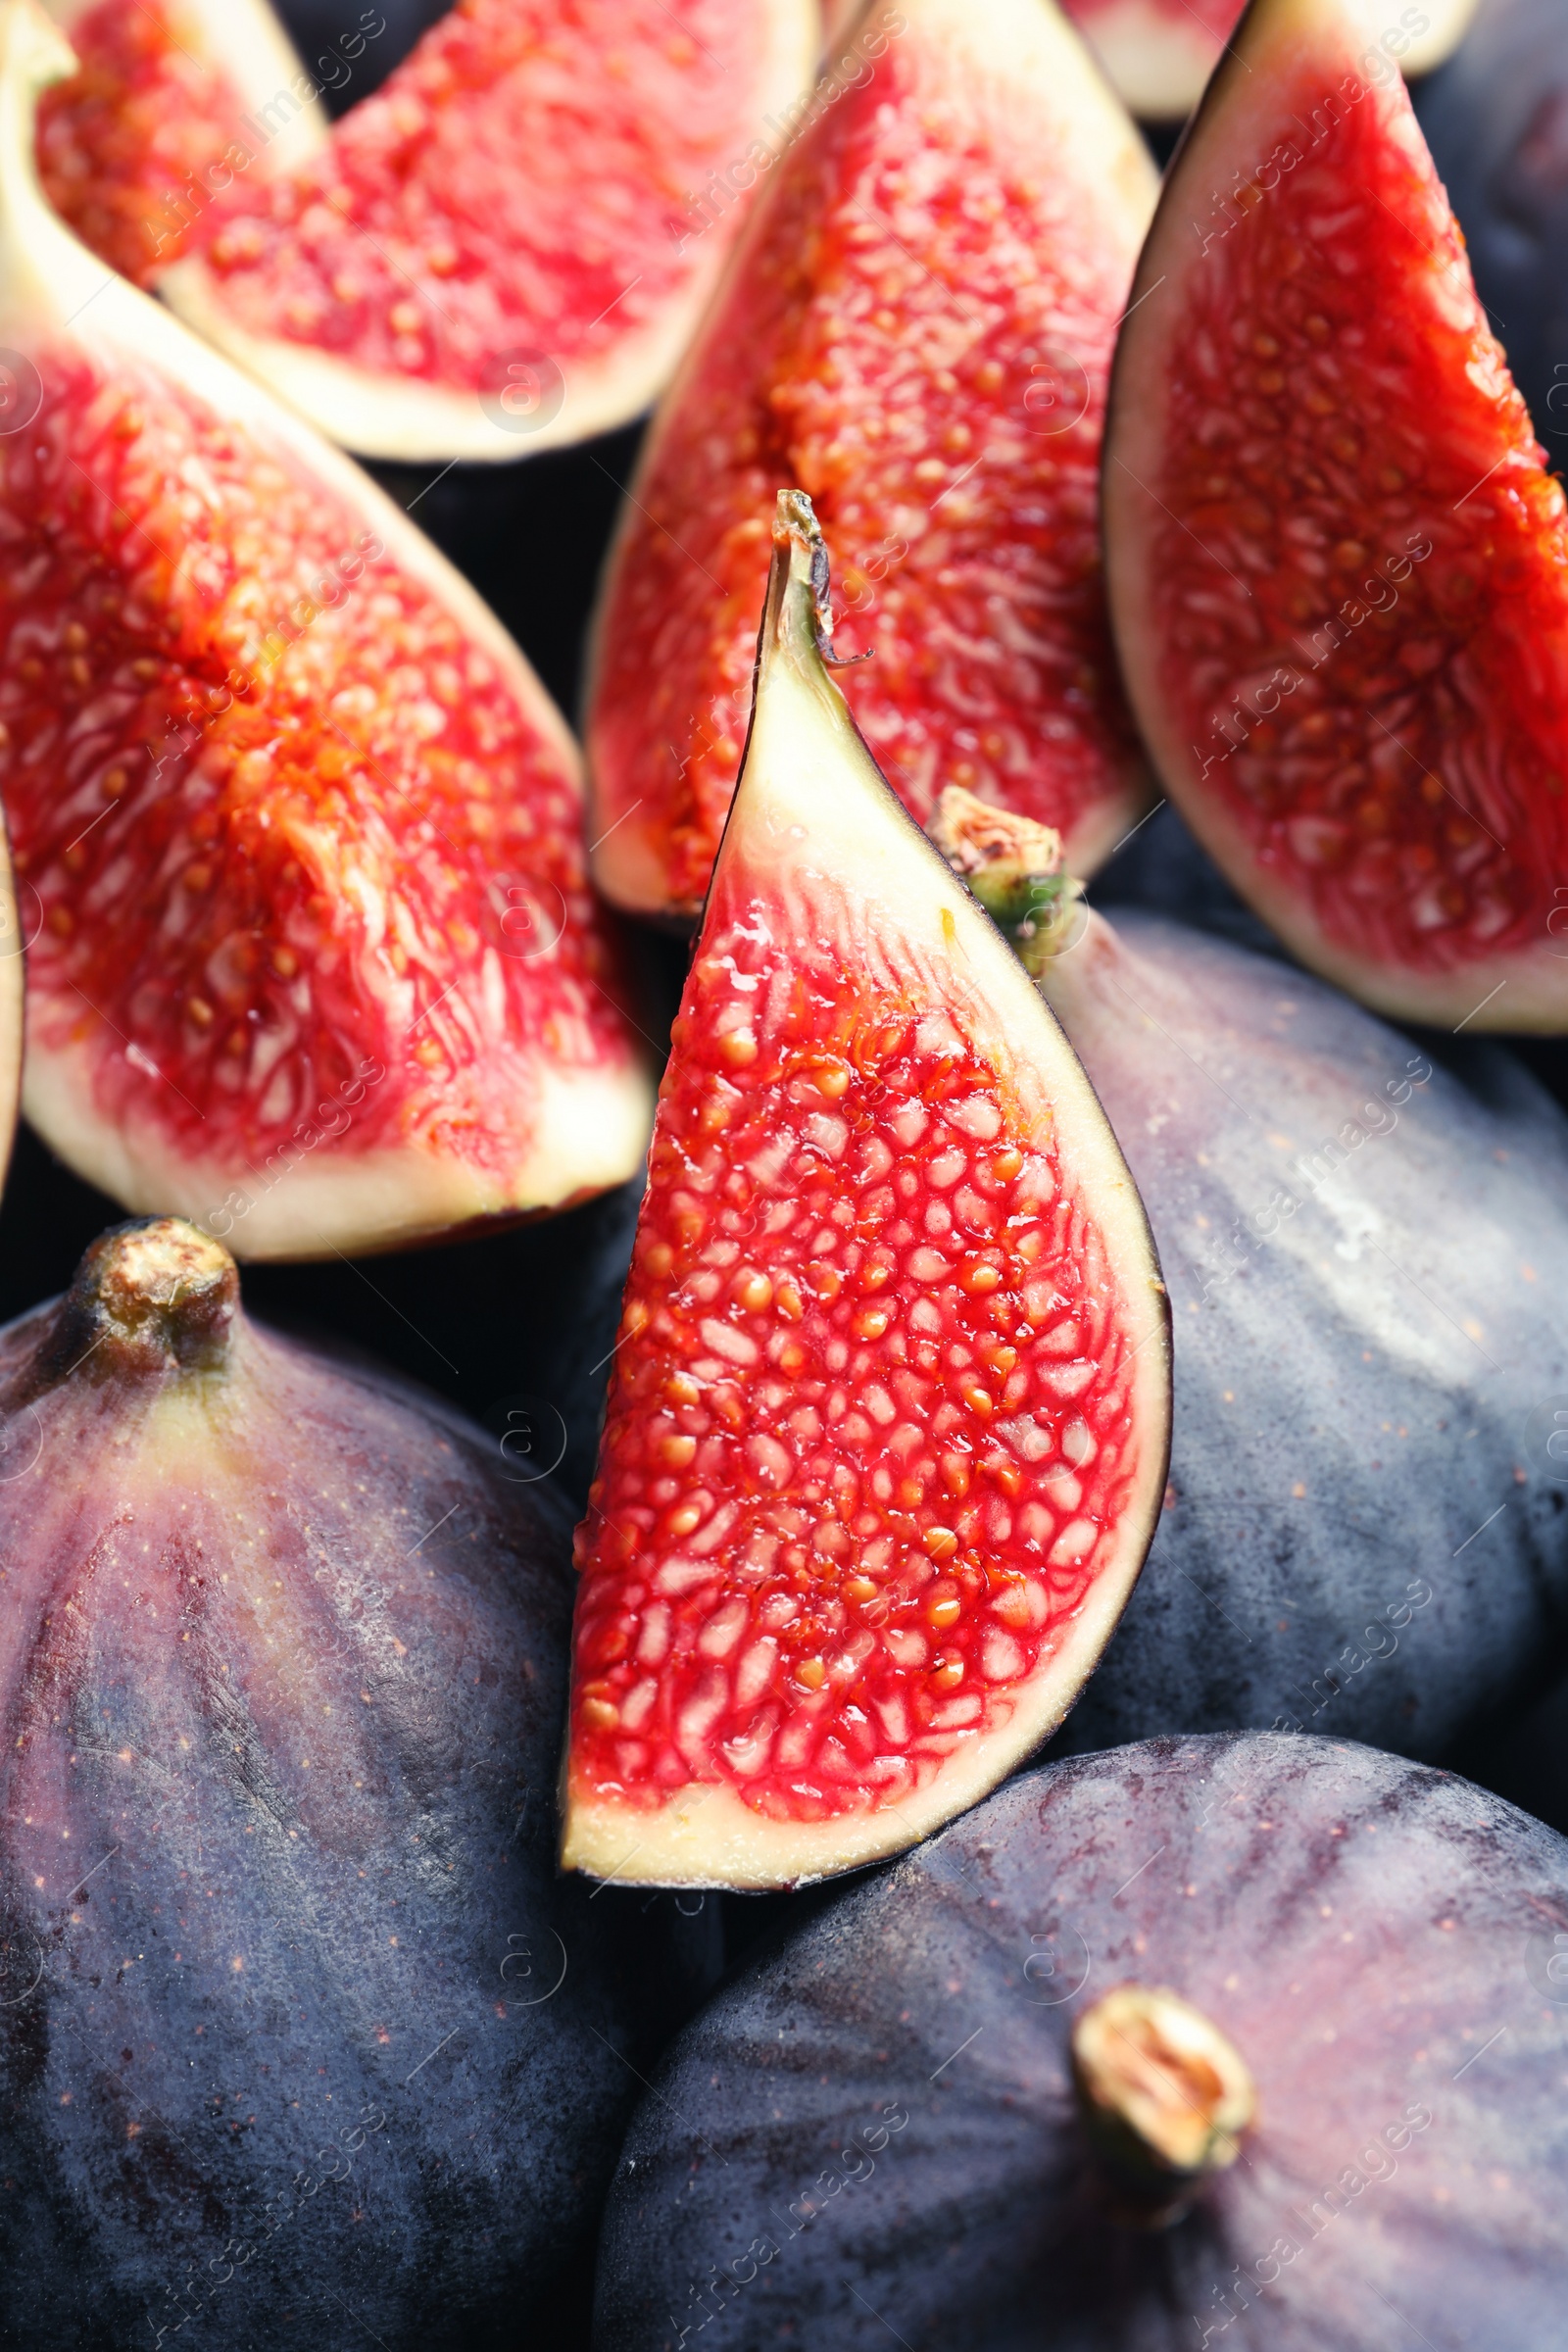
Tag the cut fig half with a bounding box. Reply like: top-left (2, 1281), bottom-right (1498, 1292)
top-left (585, 0), bottom-right (1160, 923)
top-left (0, 0), bottom-right (653, 1258)
top-left (37, 0), bottom-right (326, 285)
top-left (1104, 0), bottom-right (1568, 1030)
top-left (157, 0), bottom-right (820, 464)
top-left (561, 492), bottom-right (1171, 1891)
top-left (1060, 0), bottom-right (1477, 120)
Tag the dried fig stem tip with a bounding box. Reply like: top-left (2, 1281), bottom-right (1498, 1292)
top-left (768, 487), bottom-right (870, 672)
top-left (1070, 1983), bottom-right (1256, 2215)
top-left (929, 785), bottom-right (1084, 977)
top-left (42, 1217), bottom-right (241, 1383)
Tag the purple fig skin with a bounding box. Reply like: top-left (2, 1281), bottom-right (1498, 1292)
top-left (1025, 908), bottom-right (1568, 1760)
top-left (0, 1219), bottom-right (714, 2350)
top-left (593, 1732), bottom-right (1568, 2352)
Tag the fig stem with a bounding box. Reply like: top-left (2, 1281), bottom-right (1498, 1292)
top-left (768, 489), bottom-right (871, 672)
top-left (35, 1218), bottom-right (241, 1388)
top-left (1070, 1983), bottom-right (1255, 2214)
top-left (929, 785), bottom-right (1085, 975)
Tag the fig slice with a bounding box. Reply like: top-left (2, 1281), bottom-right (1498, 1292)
top-left (1104, 0), bottom-right (1568, 1032)
top-left (36, 0), bottom-right (326, 286)
top-left (156, 0), bottom-right (819, 465)
top-left (585, 0), bottom-right (1160, 923)
top-left (1059, 0), bottom-right (1477, 121)
top-left (560, 491), bottom-right (1171, 1892)
top-left (0, 0), bottom-right (653, 1259)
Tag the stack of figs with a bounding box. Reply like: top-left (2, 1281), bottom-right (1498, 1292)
top-left (0, 0), bottom-right (1563, 2343)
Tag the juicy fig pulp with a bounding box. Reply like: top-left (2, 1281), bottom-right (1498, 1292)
top-left (1103, 0), bottom-right (1568, 1029)
top-left (938, 804), bottom-right (1568, 1758)
top-left (0, 1218), bottom-right (705, 2349)
top-left (157, 0), bottom-right (821, 463)
top-left (563, 494), bottom-right (1170, 1891)
top-left (586, 0), bottom-right (1159, 920)
top-left (36, 0), bottom-right (327, 286)
top-left (594, 1733), bottom-right (1568, 2352)
top-left (0, 0), bottom-right (652, 1255)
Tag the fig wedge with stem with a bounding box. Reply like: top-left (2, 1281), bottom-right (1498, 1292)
top-left (562, 490), bottom-right (1171, 1893)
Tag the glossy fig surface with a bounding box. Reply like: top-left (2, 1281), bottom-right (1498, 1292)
top-left (0, 1218), bottom-right (707, 2348)
top-left (596, 1732), bottom-right (1568, 2351)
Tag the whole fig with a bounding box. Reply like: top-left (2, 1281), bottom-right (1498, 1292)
top-left (0, 1218), bottom-right (710, 2348)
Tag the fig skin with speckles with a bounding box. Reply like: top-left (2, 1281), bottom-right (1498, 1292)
top-left (1029, 909), bottom-right (1568, 1761)
top-left (593, 1732), bottom-right (1568, 2352)
top-left (0, 1218), bottom-right (712, 2351)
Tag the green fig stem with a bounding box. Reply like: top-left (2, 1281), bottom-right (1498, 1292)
top-left (36, 1218), bottom-right (240, 1388)
top-left (1070, 1984), bottom-right (1256, 2222)
top-left (929, 785), bottom-right (1085, 977)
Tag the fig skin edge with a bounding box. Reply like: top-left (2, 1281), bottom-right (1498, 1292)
top-left (584, 0), bottom-right (1162, 923)
top-left (559, 493), bottom-right (1172, 1893)
top-left (0, 0), bottom-right (655, 1258)
top-left (1102, 0), bottom-right (1568, 1032)
top-left (157, 0), bottom-right (822, 466)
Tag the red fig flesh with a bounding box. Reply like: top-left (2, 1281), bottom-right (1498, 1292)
top-left (0, 0), bottom-right (652, 1256)
top-left (1104, 0), bottom-right (1568, 1030)
top-left (36, 0), bottom-right (326, 286)
top-left (0, 1216), bottom-right (710, 2344)
top-left (562, 493), bottom-right (1170, 1890)
top-left (157, 0), bottom-right (819, 464)
top-left (586, 0), bottom-right (1159, 921)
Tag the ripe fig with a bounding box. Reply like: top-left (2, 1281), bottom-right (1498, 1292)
top-left (1060, 0), bottom-right (1478, 119)
top-left (155, 0), bottom-right (820, 464)
top-left (561, 492), bottom-right (1171, 1892)
top-left (1104, 0), bottom-right (1568, 1030)
top-left (935, 788), bottom-right (1568, 1758)
top-left (585, 0), bottom-right (1160, 922)
top-left (36, 0), bottom-right (327, 285)
top-left (594, 1732), bottom-right (1568, 2352)
top-left (0, 0), bottom-right (653, 1256)
top-left (0, 1215), bottom-right (712, 2348)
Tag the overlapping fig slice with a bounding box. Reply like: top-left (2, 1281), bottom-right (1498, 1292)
top-left (0, 0), bottom-right (652, 1259)
top-left (936, 789), bottom-right (1568, 1759)
top-left (155, 0), bottom-right (819, 464)
top-left (585, 0), bottom-right (1159, 922)
top-left (35, 0), bottom-right (326, 286)
top-left (1060, 0), bottom-right (1476, 120)
top-left (0, 1217), bottom-right (712, 2347)
top-left (560, 493), bottom-right (1171, 1892)
top-left (1105, 0), bottom-right (1568, 1032)
top-left (595, 1733), bottom-right (1568, 2351)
